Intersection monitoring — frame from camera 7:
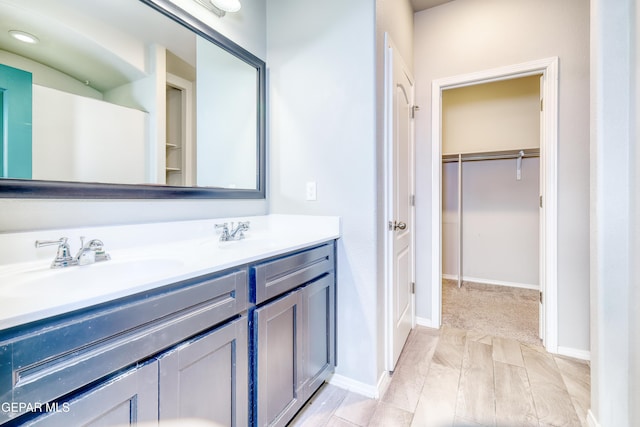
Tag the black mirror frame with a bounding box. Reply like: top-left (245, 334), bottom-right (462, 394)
top-left (0, 0), bottom-right (266, 199)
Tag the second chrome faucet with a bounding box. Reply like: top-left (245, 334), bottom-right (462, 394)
top-left (215, 221), bottom-right (250, 241)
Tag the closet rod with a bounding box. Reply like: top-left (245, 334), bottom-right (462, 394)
top-left (442, 149), bottom-right (540, 163)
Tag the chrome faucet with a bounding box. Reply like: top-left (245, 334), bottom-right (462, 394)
top-left (75, 237), bottom-right (111, 265)
top-left (215, 221), bottom-right (250, 241)
top-left (36, 236), bottom-right (111, 268)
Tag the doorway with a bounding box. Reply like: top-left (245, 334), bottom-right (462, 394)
top-left (441, 76), bottom-right (541, 343)
top-left (430, 58), bottom-right (559, 352)
top-left (165, 73), bottom-right (194, 186)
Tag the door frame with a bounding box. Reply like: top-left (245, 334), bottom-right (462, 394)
top-left (430, 57), bottom-right (559, 352)
top-left (165, 73), bottom-right (194, 186)
top-left (383, 33), bottom-right (416, 371)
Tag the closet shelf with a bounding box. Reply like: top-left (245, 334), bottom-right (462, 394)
top-left (442, 148), bottom-right (540, 163)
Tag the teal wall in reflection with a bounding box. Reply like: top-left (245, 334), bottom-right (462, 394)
top-left (0, 63), bottom-right (32, 179)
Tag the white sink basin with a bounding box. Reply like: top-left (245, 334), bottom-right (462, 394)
top-left (0, 257), bottom-right (185, 299)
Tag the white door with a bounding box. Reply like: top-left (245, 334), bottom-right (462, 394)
top-left (539, 74), bottom-right (546, 343)
top-left (385, 35), bottom-right (415, 370)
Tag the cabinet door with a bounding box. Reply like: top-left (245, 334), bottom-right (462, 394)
top-left (254, 291), bottom-right (304, 427)
top-left (159, 316), bottom-right (248, 427)
top-left (28, 361), bottom-right (158, 426)
top-left (301, 274), bottom-right (335, 395)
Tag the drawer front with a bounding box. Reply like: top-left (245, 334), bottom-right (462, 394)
top-left (0, 268), bottom-right (247, 424)
top-left (251, 243), bottom-right (334, 305)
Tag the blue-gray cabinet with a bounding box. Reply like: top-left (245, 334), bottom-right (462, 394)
top-left (0, 268), bottom-right (248, 426)
top-left (251, 243), bottom-right (336, 427)
top-left (0, 240), bottom-right (336, 427)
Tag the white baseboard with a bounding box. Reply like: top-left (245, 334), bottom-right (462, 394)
top-left (442, 274), bottom-right (539, 290)
top-left (376, 371), bottom-right (391, 399)
top-left (415, 316), bottom-right (437, 329)
top-left (556, 346), bottom-right (591, 361)
top-left (587, 410), bottom-right (600, 427)
top-left (328, 373), bottom-right (384, 399)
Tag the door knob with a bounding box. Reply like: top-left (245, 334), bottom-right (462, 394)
top-left (388, 221), bottom-right (407, 231)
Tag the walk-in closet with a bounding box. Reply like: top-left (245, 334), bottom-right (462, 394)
top-left (440, 75), bottom-right (542, 344)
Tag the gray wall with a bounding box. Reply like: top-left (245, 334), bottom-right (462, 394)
top-left (267, 0), bottom-right (414, 392)
top-left (413, 0), bottom-right (590, 353)
top-left (442, 158), bottom-right (540, 287)
top-left (266, 0), bottom-right (378, 388)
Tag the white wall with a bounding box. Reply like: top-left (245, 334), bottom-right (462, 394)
top-left (414, 0), bottom-right (590, 352)
top-left (590, 0), bottom-right (639, 425)
top-left (32, 86), bottom-right (147, 184)
top-left (196, 37), bottom-right (257, 189)
top-left (1, 0), bottom-right (268, 233)
top-left (376, 0), bottom-right (415, 69)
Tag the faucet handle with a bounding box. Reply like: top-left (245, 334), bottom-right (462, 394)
top-left (87, 239), bottom-right (105, 251)
top-left (215, 222), bottom-right (233, 241)
top-left (35, 237), bottom-right (68, 248)
top-left (215, 223), bottom-right (230, 239)
top-left (35, 237), bottom-right (75, 268)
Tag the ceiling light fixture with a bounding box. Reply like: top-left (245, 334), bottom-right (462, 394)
top-left (211, 0), bottom-right (241, 12)
top-left (194, 0), bottom-right (241, 17)
top-left (8, 30), bottom-right (39, 44)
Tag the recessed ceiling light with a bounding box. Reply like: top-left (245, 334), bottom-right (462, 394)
top-left (9, 30), bottom-right (39, 44)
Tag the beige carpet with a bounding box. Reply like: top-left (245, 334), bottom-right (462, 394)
top-left (442, 278), bottom-right (542, 345)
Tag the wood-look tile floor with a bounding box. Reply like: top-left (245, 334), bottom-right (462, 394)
top-left (289, 326), bottom-right (590, 427)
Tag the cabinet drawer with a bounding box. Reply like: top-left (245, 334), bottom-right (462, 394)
top-left (251, 243), bottom-right (334, 304)
top-left (0, 268), bottom-right (247, 424)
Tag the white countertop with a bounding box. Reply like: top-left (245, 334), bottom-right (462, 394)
top-left (0, 215), bottom-right (340, 330)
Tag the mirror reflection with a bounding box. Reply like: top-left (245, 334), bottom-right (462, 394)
top-left (0, 0), bottom-right (263, 193)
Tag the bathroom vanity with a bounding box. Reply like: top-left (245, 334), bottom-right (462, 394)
top-left (0, 215), bottom-right (339, 427)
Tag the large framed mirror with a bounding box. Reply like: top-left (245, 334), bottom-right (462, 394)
top-left (0, 0), bottom-right (265, 198)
